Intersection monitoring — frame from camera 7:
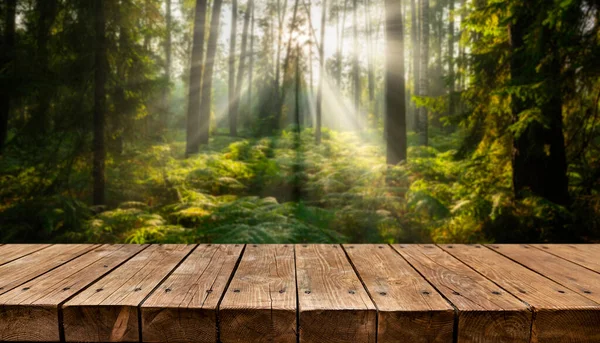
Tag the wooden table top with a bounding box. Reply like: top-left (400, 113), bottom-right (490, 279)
top-left (0, 244), bottom-right (599, 342)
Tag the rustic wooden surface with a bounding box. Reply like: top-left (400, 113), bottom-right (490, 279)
top-left (296, 244), bottom-right (376, 343)
top-left (392, 244), bottom-right (532, 343)
top-left (0, 244), bottom-right (599, 343)
top-left (141, 244), bottom-right (243, 343)
top-left (343, 244), bottom-right (454, 343)
top-left (220, 244), bottom-right (296, 343)
top-left (441, 244), bottom-right (600, 342)
top-left (62, 244), bottom-right (194, 342)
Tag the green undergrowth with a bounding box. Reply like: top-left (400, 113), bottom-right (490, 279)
top-left (1, 128), bottom-right (594, 244)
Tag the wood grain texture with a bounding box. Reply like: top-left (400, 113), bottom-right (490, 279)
top-left (0, 244), bottom-right (51, 266)
top-left (0, 244), bottom-right (144, 342)
top-left (530, 244), bottom-right (600, 273)
top-left (344, 244), bottom-right (454, 343)
top-left (442, 244), bottom-right (600, 343)
top-left (62, 244), bottom-right (195, 342)
top-left (141, 244), bottom-right (243, 343)
top-left (489, 244), bottom-right (600, 305)
top-left (220, 244), bottom-right (296, 343)
top-left (0, 244), bottom-right (99, 296)
top-left (296, 244), bottom-right (376, 343)
top-left (392, 244), bottom-right (531, 343)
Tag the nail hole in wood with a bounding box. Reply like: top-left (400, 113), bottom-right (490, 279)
top-left (252, 245), bottom-right (257, 248)
top-left (519, 289), bottom-right (526, 294)
top-left (422, 291), bottom-right (430, 295)
top-left (279, 289), bottom-right (285, 294)
top-left (305, 290), bottom-right (311, 294)
top-left (348, 290), bottom-right (355, 294)
top-left (63, 287), bottom-right (70, 291)
top-left (492, 291), bottom-right (501, 295)
top-left (103, 265), bottom-right (108, 268)
top-left (447, 245), bottom-right (453, 248)
top-left (206, 290), bottom-right (213, 294)
top-left (165, 288), bottom-right (172, 293)
top-left (558, 290), bottom-right (565, 294)
top-left (96, 288), bottom-right (103, 292)
top-left (22, 287), bottom-right (30, 291)
top-left (379, 292), bottom-right (387, 296)
top-left (134, 287), bottom-right (142, 292)
top-left (452, 291), bottom-right (460, 295)
top-left (378, 246), bottom-right (384, 249)
top-left (233, 289), bottom-right (240, 293)
top-left (584, 290), bottom-right (592, 294)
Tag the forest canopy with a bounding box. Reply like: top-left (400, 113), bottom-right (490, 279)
top-left (0, 0), bottom-right (599, 244)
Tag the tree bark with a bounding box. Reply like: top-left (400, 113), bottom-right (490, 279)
top-left (93, 0), bottom-right (107, 205)
top-left (352, 0), bottom-right (360, 117)
top-left (411, 0), bottom-right (420, 132)
top-left (247, 5), bottom-right (255, 123)
top-left (161, 0), bottom-right (172, 130)
top-left (366, 0), bottom-right (374, 102)
top-left (186, 0), bottom-right (207, 155)
top-left (316, 0), bottom-right (327, 144)
top-left (232, 0), bottom-right (254, 135)
top-left (199, 0), bottom-right (224, 144)
top-left (448, 0), bottom-right (455, 121)
top-left (228, 0), bottom-right (238, 135)
top-left (0, 0), bottom-right (17, 153)
top-left (418, 0), bottom-right (429, 145)
top-left (385, 0), bottom-right (407, 164)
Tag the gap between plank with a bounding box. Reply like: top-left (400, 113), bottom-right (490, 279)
top-left (340, 244), bottom-right (379, 343)
top-left (0, 245), bottom-right (102, 298)
top-left (215, 244), bottom-right (247, 343)
top-left (136, 244), bottom-right (200, 343)
top-left (528, 244), bottom-right (600, 276)
top-left (483, 244), bottom-right (600, 307)
top-left (437, 244), bottom-right (535, 343)
top-left (57, 244), bottom-right (152, 343)
top-left (0, 244), bottom-right (52, 267)
top-left (387, 244), bottom-right (460, 343)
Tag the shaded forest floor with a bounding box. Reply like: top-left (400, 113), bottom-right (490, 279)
top-left (1, 128), bottom-right (596, 244)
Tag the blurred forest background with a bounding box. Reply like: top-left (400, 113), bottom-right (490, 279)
top-left (0, 0), bottom-right (599, 244)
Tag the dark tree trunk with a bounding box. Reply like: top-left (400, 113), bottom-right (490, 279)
top-left (0, 0), bottom-right (17, 153)
top-left (352, 0), bottom-right (360, 116)
top-left (366, 0), bottom-right (374, 102)
top-left (228, 0), bottom-right (238, 136)
top-left (447, 0), bottom-right (455, 121)
top-left (510, 6), bottom-right (569, 206)
top-left (247, 6), bottom-right (255, 124)
top-left (316, 0), bottom-right (327, 144)
top-left (161, 0), bottom-right (172, 130)
top-left (199, 0), bottom-right (224, 145)
top-left (186, 0), bottom-right (207, 155)
top-left (418, 0), bottom-right (429, 146)
top-left (337, 0), bottom-right (349, 87)
top-left (93, 0), bottom-right (107, 205)
top-left (231, 0), bottom-right (254, 135)
top-left (33, 0), bottom-right (58, 134)
top-left (411, 0), bottom-right (420, 132)
top-left (385, 0), bottom-right (407, 164)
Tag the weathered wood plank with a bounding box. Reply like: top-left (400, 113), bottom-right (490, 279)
top-left (442, 244), bottom-right (600, 342)
top-left (0, 244), bottom-right (99, 296)
top-left (141, 244), bottom-right (243, 343)
top-left (0, 244), bottom-right (51, 266)
top-left (296, 244), bottom-right (376, 343)
top-left (62, 244), bottom-right (195, 342)
top-left (531, 244), bottom-right (600, 273)
top-left (0, 244), bottom-right (145, 342)
top-left (391, 244), bottom-right (531, 343)
top-left (488, 244), bottom-right (600, 304)
top-left (344, 244), bottom-right (454, 343)
top-left (220, 244), bottom-right (296, 343)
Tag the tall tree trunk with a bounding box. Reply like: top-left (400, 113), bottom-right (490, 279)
top-left (274, 0), bottom-right (289, 89)
top-left (228, 0), bottom-right (238, 135)
top-left (114, 1), bottom-right (130, 155)
top-left (185, 0), bottom-right (208, 155)
top-left (247, 6), bottom-right (255, 124)
top-left (510, 6), bottom-right (569, 206)
top-left (93, 0), bottom-right (107, 205)
top-left (200, 0), bottom-right (224, 144)
top-left (411, 0), bottom-right (420, 132)
top-left (316, 0), bottom-right (327, 144)
top-left (337, 0), bottom-right (349, 88)
top-left (352, 0), bottom-right (360, 117)
top-left (274, 0), bottom-right (300, 128)
top-left (33, 0), bottom-right (58, 134)
top-left (366, 0), bottom-right (374, 102)
top-left (385, 0), bottom-right (407, 164)
top-left (232, 0), bottom-right (254, 135)
top-left (447, 0), bottom-right (455, 123)
top-left (161, 0), bottom-right (172, 130)
top-left (418, 0), bottom-right (429, 145)
top-left (0, 0), bottom-right (17, 153)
